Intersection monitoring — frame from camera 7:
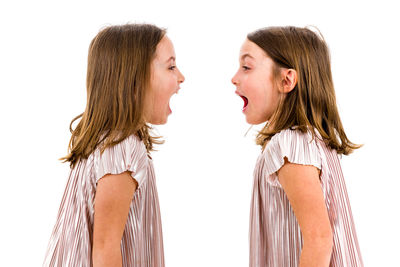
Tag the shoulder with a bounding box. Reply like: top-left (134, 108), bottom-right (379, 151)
top-left (266, 126), bottom-right (323, 153)
top-left (93, 134), bottom-right (149, 185)
top-left (263, 127), bottom-right (322, 177)
top-left (122, 134), bottom-right (147, 154)
top-left (99, 134), bottom-right (147, 158)
top-left (268, 127), bottom-right (317, 146)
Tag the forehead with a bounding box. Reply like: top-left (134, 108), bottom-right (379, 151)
top-left (239, 39), bottom-right (267, 61)
top-left (155, 35), bottom-right (176, 61)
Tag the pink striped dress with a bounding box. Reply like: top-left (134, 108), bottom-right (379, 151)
top-left (43, 134), bottom-right (164, 267)
top-left (250, 127), bottom-right (363, 267)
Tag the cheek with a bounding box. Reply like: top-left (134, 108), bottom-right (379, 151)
top-left (248, 77), bottom-right (279, 118)
top-left (167, 76), bottom-right (177, 94)
top-left (152, 77), bottom-right (172, 104)
top-left (159, 73), bottom-right (176, 93)
top-left (154, 86), bottom-right (173, 110)
top-left (244, 76), bottom-right (266, 105)
top-left (251, 72), bottom-right (275, 99)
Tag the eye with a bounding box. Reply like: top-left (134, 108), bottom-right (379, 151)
top-left (169, 65), bottom-right (176, 70)
top-left (242, 65), bottom-right (251, 71)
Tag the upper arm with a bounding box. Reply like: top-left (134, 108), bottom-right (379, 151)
top-left (93, 171), bottom-right (138, 248)
top-left (277, 158), bottom-right (332, 242)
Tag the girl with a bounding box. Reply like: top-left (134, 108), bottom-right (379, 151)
top-left (43, 24), bottom-right (184, 267)
top-left (232, 26), bottom-right (363, 267)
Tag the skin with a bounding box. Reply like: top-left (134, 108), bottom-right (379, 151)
top-left (231, 39), bottom-right (283, 125)
top-left (92, 172), bottom-right (137, 267)
top-left (146, 35), bottom-right (185, 125)
top-left (232, 39), bottom-right (333, 266)
top-left (278, 159), bottom-right (333, 267)
top-left (92, 35), bottom-right (184, 267)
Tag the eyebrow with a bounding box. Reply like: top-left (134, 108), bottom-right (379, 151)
top-left (240, 53), bottom-right (254, 60)
top-left (165, 56), bottom-right (176, 63)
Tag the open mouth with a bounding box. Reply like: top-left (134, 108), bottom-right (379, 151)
top-left (240, 95), bottom-right (249, 110)
top-left (168, 90), bottom-right (179, 113)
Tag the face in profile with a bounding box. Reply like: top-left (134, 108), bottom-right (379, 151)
top-left (231, 39), bottom-right (282, 125)
top-left (146, 35), bottom-right (185, 125)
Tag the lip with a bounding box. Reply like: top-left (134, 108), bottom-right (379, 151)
top-left (235, 90), bottom-right (249, 112)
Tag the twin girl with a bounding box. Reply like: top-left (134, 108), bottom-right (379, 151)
top-left (43, 24), bottom-right (363, 267)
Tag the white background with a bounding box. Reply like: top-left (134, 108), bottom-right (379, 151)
top-left (1, 0), bottom-right (399, 266)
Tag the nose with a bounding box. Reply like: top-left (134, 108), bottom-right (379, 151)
top-left (178, 69), bottom-right (185, 84)
top-left (231, 72), bottom-right (239, 86)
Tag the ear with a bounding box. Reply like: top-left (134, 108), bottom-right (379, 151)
top-left (280, 69), bottom-right (297, 93)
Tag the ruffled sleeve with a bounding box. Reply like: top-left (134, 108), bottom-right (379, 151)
top-left (93, 134), bottom-right (148, 187)
top-left (263, 128), bottom-right (322, 185)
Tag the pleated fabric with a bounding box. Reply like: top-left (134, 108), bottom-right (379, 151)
top-left (43, 134), bottom-right (164, 267)
top-left (250, 127), bottom-right (363, 267)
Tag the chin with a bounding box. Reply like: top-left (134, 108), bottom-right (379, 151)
top-left (151, 117), bottom-right (168, 125)
top-left (246, 115), bottom-right (267, 125)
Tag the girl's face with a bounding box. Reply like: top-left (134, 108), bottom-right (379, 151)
top-left (146, 35), bottom-right (185, 125)
top-left (231, 39), bottom-right (282, 125)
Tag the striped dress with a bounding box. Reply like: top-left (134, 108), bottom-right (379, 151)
top-left (43, 134), bottom-right (164, 267)
top-left (250, 127), bottom-right (363, 267)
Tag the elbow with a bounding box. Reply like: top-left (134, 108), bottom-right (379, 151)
top-left (92, 241), bottom-right (121, 266)
top-left (93, 238), bottom-right (120, 252)
top-left (92, 239), bottom-right (120, 257)
top-left (300, 230), bottom-right (333, 267)
top-left (303, 229), bottom-right (333, 254)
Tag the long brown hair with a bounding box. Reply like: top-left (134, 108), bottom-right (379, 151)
top-left (248, 26), bottom-right (361, 155)
top-left (61, 24), bottom-right (165, 168)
